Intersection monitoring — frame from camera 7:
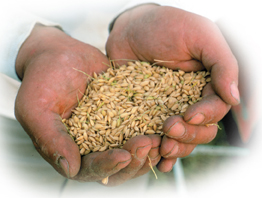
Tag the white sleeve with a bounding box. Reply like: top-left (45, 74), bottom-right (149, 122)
top-left (0, 3), bottom-right (62, 82)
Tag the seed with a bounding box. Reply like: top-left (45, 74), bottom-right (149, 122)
top-left (171, 103), bottom-right (179, 111)
top-left (77, 139), bottom-right (84, 145)
top-left (120, 113), bottom-right (130, 118)
top-left (80, 148), bottom-right (86, 155)
top-left (76, 136), bottom-right (84, 141)
top-left (110, 144), bottom-right (119, 148)
top-left (93, 146), bottom-right (101, 152)
top-left (107, 111), bottom-right (114, 118)
top-left (111, 120), bottom-right (117, 129)
top-left (82, 143), bottom-right (89, 150)
top-left (165, 87), bottom-right (174, 95)
top-left (99, 145), bottom-right (108, 152)
top-left (144, 129), bottom-right (155, 135)
top-left (89, 137), bottom-right (96, 142)
top-left (64, 61), bottom-right (210, 155)
top-left (131, 106), bottom-right (138, 114)
top-left (94, 124), bottom-right (104, 130)
top-left (141, 125), bottom-right (147, 132)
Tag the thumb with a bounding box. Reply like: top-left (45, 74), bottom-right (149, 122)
top-left (185, 16), bottom-right (240, 106)
top-left (18, 111), bottom-right (81, 178)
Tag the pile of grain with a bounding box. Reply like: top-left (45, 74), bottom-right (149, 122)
top-left (62, 61), bottom-right (210, 155)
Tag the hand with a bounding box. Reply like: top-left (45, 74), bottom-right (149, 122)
top-left (15, 24), bottom-right (161, 185)
top-left (106, 5), bottom-right (238, 171)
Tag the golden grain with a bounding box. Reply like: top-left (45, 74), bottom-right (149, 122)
top-left (63, 61), bottom-right (210, 155)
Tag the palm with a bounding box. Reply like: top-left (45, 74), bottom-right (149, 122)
top-left (15, 42), bottom-right (110, 175)
top-left (106, 5), bottom-right (236, 76)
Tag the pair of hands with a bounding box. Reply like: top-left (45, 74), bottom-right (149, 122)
top-left (15, 5), bottom-right (239, 186)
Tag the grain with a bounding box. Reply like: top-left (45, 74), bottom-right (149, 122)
top-left (62, 61), bottom-right (210, 155)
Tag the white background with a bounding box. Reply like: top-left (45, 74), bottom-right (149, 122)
top-left (0, 0), bottom-right (261, 198)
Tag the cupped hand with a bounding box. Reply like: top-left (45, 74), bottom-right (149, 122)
top-left (106, 5), bottom-right (239, 105)
top-left (106, 4), bottom-right (238, 171)
top-left (14, 24), bottom-right (160, 184)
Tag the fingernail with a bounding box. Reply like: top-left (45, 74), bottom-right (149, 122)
top-left (164, 144), bottom-right (179, 158)
top-left (230, 82), bottom-right (240, 104)
top-left (59, 157), bottom-right (70, 178)
top-left (187, 113), bottom-right (205, 125)
top-left (136, 144), bottom-right (151, 159)
top-left (148, 147), bottom-right (160, 160)
top-left (167, 122), bottom-right (185, 138)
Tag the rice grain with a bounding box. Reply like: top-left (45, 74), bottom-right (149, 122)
top-left (62, 61), bottom-right (210, 155)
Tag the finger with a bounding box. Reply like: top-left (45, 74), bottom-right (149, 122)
top-left (132, 135), bottom-right (162, 178)
top-left (73, 149), bottom-right (131, 182)
top-left (106, 135), bottom-right (152, 186)
top-left (160, 135), bottom-right (197, 158)
top-left (184, 83), bottom-right (231, 125)
top-left (184, 16), bottom-right (240, 105)
top-left (156, 158), bottom-right (177, 173)
top-left (162, 116), bottom-right (218, 144)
